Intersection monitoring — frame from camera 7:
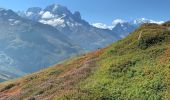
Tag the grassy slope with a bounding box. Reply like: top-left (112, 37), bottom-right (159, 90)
top-left (0, 22), bottom-right (170, 100)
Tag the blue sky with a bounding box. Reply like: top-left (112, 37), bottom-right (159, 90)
top-left (0, 0), bottom-right (169, 24)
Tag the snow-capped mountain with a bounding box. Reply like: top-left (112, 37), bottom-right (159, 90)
top-left (92, 19), bottom-right (126, 30)
top-left (20, 4), bottom-right (119, 51)
top-left (132, 18), bottom-right (164, 26)
top-left (112, 22), bottom-right (136, 38)
top-left (92, 23), bottom-right (113, 30)
top-left (0, 8), bottom-right (83, 79)
top-left (93, 18), bottom-right (164, 38)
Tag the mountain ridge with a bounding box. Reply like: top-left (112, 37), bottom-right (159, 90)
top-left (19, 4), bottom-right (122, 50)
top-left (0, 8), bottom-right (84, 80)
top-left (93, 18), bottom-right (164, 38)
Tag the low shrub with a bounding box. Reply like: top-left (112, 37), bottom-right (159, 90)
top-left (109, 60), bottom-right (139, 78)
top-left (0, 83), bottom-right (15, 92)
top-left (49, 70), bottom-right (63, 75)
top-left (138, 32), bottom-right (166, 49)
top-left (162, 21), bottom-right (170, 27)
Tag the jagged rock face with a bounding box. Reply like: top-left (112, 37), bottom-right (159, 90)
top-left (112, 22), bottom-right (137, 38)
top-left (20, 4), bottom-right (119, 51)
top-left (0, 8), bottom-right (82, 78)
top-left (25, 7), bottom-right (42, 21)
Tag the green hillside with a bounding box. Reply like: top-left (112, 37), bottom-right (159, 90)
top-left (0, 22), bottom-right (170, 100)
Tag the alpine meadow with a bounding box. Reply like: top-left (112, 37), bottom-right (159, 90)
top-left (0, 0), bottom-right (169, 100)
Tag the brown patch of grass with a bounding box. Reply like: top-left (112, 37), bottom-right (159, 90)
top-left (0, 48), bottom-right (104, 99)
top-left (159, 48), bottom-right (170, 64)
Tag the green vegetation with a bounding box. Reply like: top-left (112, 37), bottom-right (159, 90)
top-left (162, 21), bottom-right (170, 27)
top-left (57, 23), bottom-right (170, 99)
top-left (0, 23), bottom-right (170, 100)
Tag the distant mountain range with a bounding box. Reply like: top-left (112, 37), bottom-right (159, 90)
top-left (0, 4), bottom-right (165, 81)
top-left (92, 18), bottom-right (164, 38)
top-left (19, 4), bottom-right (119, 51)
top-left (19, 4), bottom-right (165, 49)
top-left (19, 4), bottom-right (165, 46)
top-left (0, 8), bottom-right (83, 81)
top-left (0, 4), bottom-right (118, 81)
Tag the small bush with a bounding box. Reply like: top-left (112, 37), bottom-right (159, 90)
top-left (148, 80), bottom-right (166, 92)
top-left (49, 70), bottom-right (63, 75)
top-left (26, 76), bottom-right (38, 81)
top-left (35, 90), bottom-right (44, 95)
top-left (162, 21), bottom-right (170, 27)
top-left (109, 60), bottom-right (138, 78)
top-left (109, 50), bottom-right (115, 54)
top-left (138, 33), bottom-right (166, 49)
top-left (0, 83), bottom-right (15, 92)
top-left (148, 48), bottom-right (166, 59)
top-left (127, 70), bottom-right (137, 78)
